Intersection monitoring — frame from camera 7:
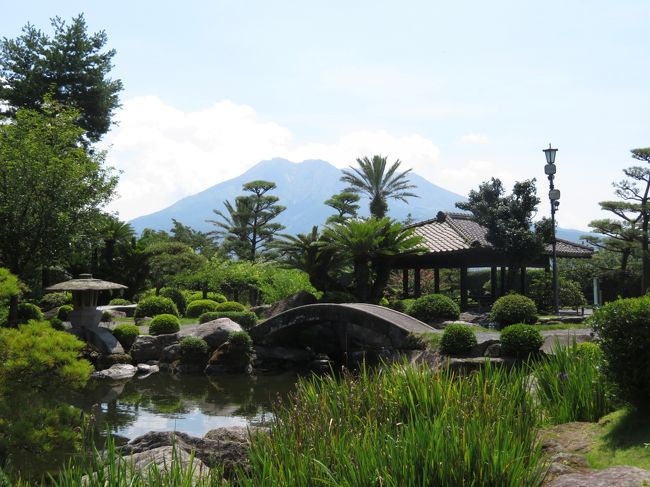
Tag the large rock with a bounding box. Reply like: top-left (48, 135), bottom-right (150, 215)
top-left (205, 342), bottom-right (252, 375)
top-left (261, 291), bottom-right (317, 319)
top-left (182, 319), bottom-right (243, 351)
top-left (545, 466), bottom-right (650, 486)
top-left (91, 364), bottom-right (137, 381)
top-left (130, 333), bottom-right (179, 363)
top-left (119, 429), bottom-right (253, 477)
top-left (160, 343), bottom-right (181, 363)
top-left (125, 446), bottom-right (209, 481)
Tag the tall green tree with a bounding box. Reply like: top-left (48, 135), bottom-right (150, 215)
top-left (0, 102), bottom-right (117, 280)
top-left (456, 178), bottom-right (543, 290)
top-left (341, 155), bottom-right (418, 218)
top-left (208, 180), bottom-right (285, 262)
top-left (325, 191), bottom-right (360, 224)
top-left (0, 14), bottom-right (123, 141)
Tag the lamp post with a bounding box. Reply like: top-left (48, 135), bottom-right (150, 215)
top-left (543, 144), bottom-right (560, 315)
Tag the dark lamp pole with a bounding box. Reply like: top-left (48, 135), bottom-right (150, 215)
top-left (543, 143), bottom-right (560, 315)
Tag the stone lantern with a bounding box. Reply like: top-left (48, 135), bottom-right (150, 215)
top-left (46, 273), bottom-right (127, 354)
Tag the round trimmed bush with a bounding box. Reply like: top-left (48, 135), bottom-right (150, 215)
top-left (215, 301), bottom-right (246, 312)
top-left (57, 304), bottom-right (73, 321)
top-left (185, 291), bottom-right (227, 304)
top-left (185, 299), bottom-right (220, 318)
top-left (100, 311), bottom-right (113, 322)
top-left (591, 295), bottom-right (650, 411)
top-left (440, 324), bottom-right (477, 355)
top-left (228, 331), bottom-right (253, 353)
top-left (109, 298), bottom-right (132, 306)
top-left (134, 296), bottom-right (178, 319)
top-left (49, 317), bottom-right (65, 331)
top-left (112, 324), bottom-right (140, 350)
top-left (17, 303), bottom-right (43, 322)
top-left (198, 311), bottom-right (257, 329)
top-left (180, 336), bottom-right (208, 363)
top-left (148, 314), bottom-right (180, 335)
top-left (500, 324), bottom-right (543, 357)
top-left (407, 294), bottom-right (460, 322)
top-left (40, 292), bottom-right (72, 310)
top-left (160, 287), bottom-right (187, 316)
top-left (490, 294), bottom-right (537, 328)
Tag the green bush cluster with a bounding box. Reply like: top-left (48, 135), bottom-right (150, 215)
top-left (108, 298), bottom-right (132, 306)
top-left (57, 304), bottom-right (73, 321)
top-left (17, 302), bottom-right (43, 322)
top-left (215, 301), bottom-right (246, 312)
top-left (198, 311), bottom-right (257, 329)
top-left (111, 324), bottom-right (140, 350)
top-left (185, 291), bottom-right (226, 303)
top-left (134, 296), bottom-right (178, 319)
top-left (148, 314), bottom-right (180, 335)
top-left (228, 330), bottom-right (253, 353)
top-left (500, 324), bottom-right (543, 357)
top-left (40, 292), bottom-right (71, 310)
top-left (160, 287), bottom-right (187, 316)
top-left (440, 324), bottom-right (477, 355)
top-left (490, 293), bottom-right (537, 328)
top-left (591, 295), bottom-right (650, 411)
top-left (100, 311), bottom-right (113, 322)
top-left (529, 273), bottom-right (587, 312)
top-left (179, 336), bottom-right (208, 363)
top-left (407, 294), bottom-right (460, 322)
top-left (185, 299), bottom-right (220, 318)
top-left (49, 317), bottom-right (65, 331)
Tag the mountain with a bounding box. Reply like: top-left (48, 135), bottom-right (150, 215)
top-left (129, 158), bottom-right (466, 236)
top-left (129, 158), bottom-right (593, 244)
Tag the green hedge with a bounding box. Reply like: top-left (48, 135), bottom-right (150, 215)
top-left (198, 311), bottom-right (257, 329)
top-left (148, 314), bottom-right (180, 335)
top-left (57, 304), bottom-right (73, 321)
top-left (500, 324), bottom-right (543, 357)
top-left (112, 324), bottom-right (140, 350)
top-left (408, 294), bottom-right (460, 322)
top-left (440, 324), bottom-right (477, 355)
top-left (135, 296), bottom-right (179, 319)
top-left (17, 302), bottom-right (43, 322)
top-left (490, 294), bottom-right (537, 328)
top-left (215, 301), bottom-right (246, 312)
top-left (185, 299), bottom-right (220, 318)
top-left (160, 287), bottom-right (187, 316)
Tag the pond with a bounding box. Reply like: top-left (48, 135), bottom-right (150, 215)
top-left (6, 372), bottom-right (298, 481)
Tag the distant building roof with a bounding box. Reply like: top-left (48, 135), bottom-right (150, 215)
top-left (401, 211), bottom-right (593, 264)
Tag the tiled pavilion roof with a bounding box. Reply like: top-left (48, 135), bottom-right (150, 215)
top-left (405, 211), bottom-right (593, 260)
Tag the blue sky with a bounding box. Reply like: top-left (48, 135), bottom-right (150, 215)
top-left (3, 1), bottom-right (649, 230)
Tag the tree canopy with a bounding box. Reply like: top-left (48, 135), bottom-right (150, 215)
top-left (341, 155), bottom-right (418, 218)
top-left (0, 14), bottom-right (123, 141)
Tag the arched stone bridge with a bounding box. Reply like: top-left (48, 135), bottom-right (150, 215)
top-left (250, 303), bottom-right (436, 352)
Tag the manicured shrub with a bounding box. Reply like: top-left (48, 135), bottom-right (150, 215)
top-left (529, 273), bottom-right (587, 312)
top-left (407, 294), bottom-right (460, 322)
top-left (500, 324), bottom-right (543, 357)
top-left (100, 310), bottom-right (113, 322)
top-left (49, 317), bottom-right (65, 331)
top-left (148, 314), bottom-right (180, 335)
top-left (228, 330), bottom-right (253, 353)
top-left (198, 311), bottom-right (257, 329)
top-left (490, 294), bottom-right (537, 328)
top-left (185, 299), bottom-right (220, 318)
top-left (108, 298), bottom-right (132, 306)
top-left (440, 324), bottom-right (477, 355)
top-left (215, 301), bottom-right (246, 312)
top-left (57, 304), bottom-right (73, 321)
top-left (134, 296), bottom-right (178, 319)
top-left (17, 302), bottom-right (43, 322)
top-left (591, 295), bottom-right (650, 411)
top-left (185, 291), bottom-right (226, 303)
top-left (112, 324), bottom-right (140, 350)
top-left (179, 336), bottom-right (208, 363)
top-left (160, 287), bottom-right (187, 316)
top-left (40, 292), bottom-right (72, 310)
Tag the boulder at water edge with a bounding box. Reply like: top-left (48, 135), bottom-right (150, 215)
top-left (130, 333), bottom-right (179, 363)
top-left (91, 364), bottom-right (137, 381)
top-left (182, 318), bottom-right (243, 351)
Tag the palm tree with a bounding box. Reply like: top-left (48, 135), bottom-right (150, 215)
top-left (340, 155), bottom-right (418, 218)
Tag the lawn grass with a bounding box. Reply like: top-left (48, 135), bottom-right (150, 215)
top-left (586, 408), bottom-right (650, 471)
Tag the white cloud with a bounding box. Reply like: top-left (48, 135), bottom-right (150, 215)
top-left (459, 133), bottom-right (489, 144)
top-left (437, 159), bottom-right (514, 195)
top-left (103, 97), bottom-right (443, 220)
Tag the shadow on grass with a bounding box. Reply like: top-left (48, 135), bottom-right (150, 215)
top-left (603, 409), bottom-right (650, 450)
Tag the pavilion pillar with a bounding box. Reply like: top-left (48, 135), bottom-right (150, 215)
top-left (434, 267), bottom-right (440, 294)
top-left (402, 269), bottom-right (409, 298)
top-left (490, 266), bottom-right (498, 298)
top-left (460, 266), bottom-right (468, 311)
top-left (520, 267), bottom-right (527, 295)
top-left (500, 267), bottom-right (506, 295)
top-left (414, 267), bottom-right (422, 298)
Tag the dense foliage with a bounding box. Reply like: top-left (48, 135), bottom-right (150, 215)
top-left (440, 324), bottom-right (477, 355)
top-left (17, 303), bottom-right (43, 322)
top-left (228, 331), bottom-right (253, 353)
top-left (500, 324), bottom-right (544, 357)
top-left (108, 298), bottom-right (132, 306)
top-left (111, 324), bottom-right (140, 350)
top-left (160, 287), bottom-right (187, 316)
top-left (40, 292), bottom-right (71, 310)
top-left (179, 336), bottom-right (208, 363)
top-left (490, 294), bottom-right (537, 327)
top-left (198, 311), bottom-right (257, 329)
top-left (215, 301), bottom-right (245, 312)
top-left (407, 293), bottom-right (460, 322)
top-left (185, 299), bottom-right (220, 318)
top-left (134, 296), bottom-right (178, 319)
top-left (57, 305), bottom-right (73, 321)
top-left (148, 314), bottom-right (180, 336)
top-left (528, 272), bottom-right (587, 312)
top-left (591, 295), bottom-right (650, 411)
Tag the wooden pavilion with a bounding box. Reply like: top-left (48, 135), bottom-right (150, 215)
top-left (392, 212), bottom-right (594, 310)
